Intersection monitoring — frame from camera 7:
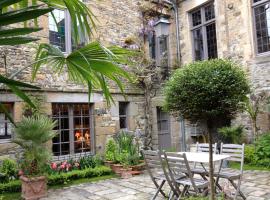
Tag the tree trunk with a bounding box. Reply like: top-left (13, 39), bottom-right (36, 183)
top-left (207, 121), bottom-right (215, 200)
top-left (143, 87), bottom-right (153, 149)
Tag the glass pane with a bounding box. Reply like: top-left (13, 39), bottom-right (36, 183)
top-left (60, 117), bottom-right (69, 130)
top-left (206, 23), bottom-right (218, 59)
top-left (160, 121), bottom-right (169, 131)
top-left (148, 33), bottom-right (156, 59)
top-left (255, 3), bottom-right (270, 53)
top-left (119, 102), bottom-right (128, 115)
top-left (0, 103), bottom-right (13, 139)
top-left (61, 130), bottom-right (70, 142)
top-left (52, 144), bottom-right (60, 156)
top-left (74, 117), bottom-right (82, 129)
top-left (72, 26), bottom-right (87, 51)
top-left (120, 117), bottom-right (127, 129)
top-left (205, 3), bottom-right (215, 21)
top-left (192, 9), bottom-right (202, 27)
top-left (52, 132), bottom-right (60, 143)
top-left (74, 129), bottom-right (91, 153)
top-left (193, 28), bottom-right (204, 60)
top-left (61, 143), bottom-right (70, 155)
top-left (49, 9), bottom-right (66, 52)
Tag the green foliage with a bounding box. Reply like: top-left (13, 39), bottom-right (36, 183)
top-left (13, 115), bottom-right (57, 176)
top-left (79, 155), bottom-right (104, 169)
top-left (105, 132), bottom-right (141, 166)
top-left (33, 42), bottom-right (132, 105)
top-left (164, 59), bottom-right (250, 121)
top-left (0, 166), bottom-right (112, 193)
top-left (105, 139), bottom-right (117, 162)
top-left (0, 159), bottom-right (18, 183)
top-left (244, 145), bottom-right (256, 164)
top-left (218, 125), bottom-right (245, 144)
top-left (254, 133), bottom-right (270, 167)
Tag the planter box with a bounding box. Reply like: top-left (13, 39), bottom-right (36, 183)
top-left (20, 176), bottom-right (47, 200)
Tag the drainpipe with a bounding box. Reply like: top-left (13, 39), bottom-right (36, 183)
top-left (166, 0), bottom-right (186, 151)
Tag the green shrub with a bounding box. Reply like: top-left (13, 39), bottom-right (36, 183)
top-left (0, 159), bottom-right (18, 183)
top-left (0, 166), bottom-right (112, 193)
top-left (79, 155), bottom-right (104, 169)
top-left (0, 180), bottom-right (21, 193)
top-left (105, 139), bottom-right (117, 162)
top-left (244, 145), bottom-right (256, 164)
top-left (255, 133), bottom-right (270, 160)
top-left (218, 125), bottom-right (246, 144)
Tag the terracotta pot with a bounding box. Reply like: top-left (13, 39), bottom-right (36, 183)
top-left (120, 168), bottom-right (132, 179)
top-left (131, 163), bottom-right (145, 171)
top-left (104, 161), bottom-right (114, 168)
top-left (111, 164), bottom-right (123, 174)
top-left (20, 175), bottom-right (47, 200)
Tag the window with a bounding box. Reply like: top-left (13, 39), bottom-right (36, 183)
top-left (253, 0), bottom-right (270, 54)
top-left (0, 103), bottom-right (13, 139)
top-left (157, 107), bottom-right (169, 134)
top-left (52, 104), bottom-right (93, 156)
top-left (119, 102), bottom-right (129, 129)
top-left (190, 2), bottom-right (217, 60)
top-left (148, 32), bottom-right (156, 59)
top-left (49, 9), bottom-right (86, 53)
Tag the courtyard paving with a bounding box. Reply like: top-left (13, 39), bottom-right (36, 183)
top-left (41, 170), bottom-right (270, 200)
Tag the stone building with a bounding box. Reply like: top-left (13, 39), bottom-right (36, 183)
top-left (1, 0), bottom-right (270, 159)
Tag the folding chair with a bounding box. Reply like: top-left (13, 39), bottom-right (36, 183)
top-left (191, 142), bottom-right (218, 179)
top-left (142, 150), bottom-right (180, 200)
top-left (214, 143), bottom-right (246, 200)
top-left (164, 152), bottom-right (209, 199)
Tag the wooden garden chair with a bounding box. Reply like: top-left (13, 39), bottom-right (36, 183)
top-left (214, 143), bottom-right (246, 200)
top-left (163, 152), bottom-right (209, 199)
top-left (142, 150), bottom-right (182, 200)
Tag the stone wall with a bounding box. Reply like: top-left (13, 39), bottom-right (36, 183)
top-left (178, 0), bottom-right (270, 139)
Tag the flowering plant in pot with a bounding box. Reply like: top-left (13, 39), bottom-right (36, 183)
top-left (13, 115), bottom-right (57, 200)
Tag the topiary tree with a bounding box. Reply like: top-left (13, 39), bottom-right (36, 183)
top-left (164, 59), bottom-right (250, 200)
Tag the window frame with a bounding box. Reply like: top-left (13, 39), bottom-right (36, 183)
top-left (156, 107), bottom-right (170, 136)
top-left (252, 0), bottom-right (270, 56)
top-left (49, 9), bottom-right (87, 54)
top-left (51, 103), bottom-right (95, 156)
top-left (119, 102), bottom-right (129, 130)
top-left (0, 103), bottom-right (14, 142)
top-left (189, 1), bottom-right (217, 61)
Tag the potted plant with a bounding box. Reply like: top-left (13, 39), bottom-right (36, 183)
top-left (104, 139), bottom-right (117, 167)
top-left (13, 115), bottom-right (57, 200)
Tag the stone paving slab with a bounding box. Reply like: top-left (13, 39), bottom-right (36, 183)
top-left (41, 170), bottom-right (270, 200)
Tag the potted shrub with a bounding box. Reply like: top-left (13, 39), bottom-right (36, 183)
top-left (13, 115), bottom-right (57, 200)
top-left (104, 139), bottom-right (117, 167)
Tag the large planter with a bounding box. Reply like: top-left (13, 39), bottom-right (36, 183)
top-left (20, 176), bottom-right (47, 200)
top-left (104, 161), bottom-right (114, 168)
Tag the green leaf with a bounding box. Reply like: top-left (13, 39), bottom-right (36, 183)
top-left (0, 37), bottom-right (39, 45)
top-left (0, 103), bottom-right (15, 125)
top-left (0, 5), bottom-right (53, 26)
top-left (7, 84), bottom-right (36, 108)
top-left (0, 0), bottom-right (23, 9)
top-left (0, 74), bottom-right (39, 89)
top-left (0, 27), bottom-right (42, 37)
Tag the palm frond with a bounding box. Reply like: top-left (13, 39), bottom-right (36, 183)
top-left (33, 42), bottom-right (133, 105)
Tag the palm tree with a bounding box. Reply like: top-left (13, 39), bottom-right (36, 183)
top-left (0, 0), bottom-right (132, 121)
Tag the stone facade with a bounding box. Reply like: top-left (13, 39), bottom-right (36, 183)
top-left (0, 0), bottom-right (183, 159)
top-left (178, 0), bottom-right (270, 141)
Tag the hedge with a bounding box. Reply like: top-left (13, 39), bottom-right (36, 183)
top-left (0, 166), bottom-right (112, 193)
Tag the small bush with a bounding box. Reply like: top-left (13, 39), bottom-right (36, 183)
top-left (255, 133), bottom-right (270, 160)
top-left (0, 159), bottom-right (18, 183)
top-left (244, 145), bottom-right (256, 164)
top-left (218, 125), bottom-right (245, 144)
top-left (105, 139), bottom-right (117, 162)
top-left (0, 166), bottom-right (112, 193)
top-left (79, 155), bottom-right (104, 169)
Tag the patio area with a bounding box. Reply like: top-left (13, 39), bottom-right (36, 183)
top-left (41, 170), bottom-right (270, 200)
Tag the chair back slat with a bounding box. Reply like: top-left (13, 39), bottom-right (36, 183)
top-left (220, 143), bottom-right (245, 172)
top-left (196, 142), bottom-right (218, 154)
